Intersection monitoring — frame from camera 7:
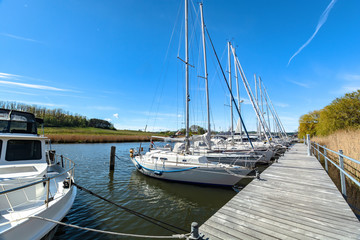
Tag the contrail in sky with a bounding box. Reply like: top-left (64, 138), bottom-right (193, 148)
top-left (288, 0), bottom-right (338, 66)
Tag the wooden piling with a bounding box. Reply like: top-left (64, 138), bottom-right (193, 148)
top-left (110, 146), bottom-right (116, 171)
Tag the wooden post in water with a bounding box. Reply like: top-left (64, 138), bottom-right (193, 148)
top-left (324, 145), bottom-right (328, 172)
top-left (339, 149), bottom-right (346, 198)
top-left (110, 146), bottom-right (116, 171)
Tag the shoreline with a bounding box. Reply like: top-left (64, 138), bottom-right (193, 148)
top-left (46, 134), bottom-right (152, 143)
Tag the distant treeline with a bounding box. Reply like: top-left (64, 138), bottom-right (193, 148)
top-left (298, 90), bottom-right (360, 138)
top-left (0, 101), bottom-right (115, 129)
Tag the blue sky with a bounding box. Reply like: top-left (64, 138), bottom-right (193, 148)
top-left (0, 0), bottom-right (359, 132)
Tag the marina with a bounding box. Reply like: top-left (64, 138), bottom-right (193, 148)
top-left (0, 0), bottom-right (359, 239)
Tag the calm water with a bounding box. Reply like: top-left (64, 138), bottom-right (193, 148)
top-left (52, 142), bottom-right (239, 239)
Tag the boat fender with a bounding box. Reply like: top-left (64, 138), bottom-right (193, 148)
top-left (42, 175), bottom-right (47, 187)
top-left (136, 163), bottom-right (142, 170)
top-left (154, 171), bottom-right (163, 176)
top-left (63, 177), bottom-right (72, 189)
top-left (130, 148), bottom-right (134, 158)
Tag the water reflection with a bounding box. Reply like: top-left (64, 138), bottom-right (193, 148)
top-left (52, 142), bottom-right (239, 239)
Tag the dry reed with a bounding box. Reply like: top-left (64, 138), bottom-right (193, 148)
top-left (312, 129), bottom-right (360, 217)
top-left (312, 129), bottom-right (360, 181)
top-left (46, 134), bottom-right (151, 143)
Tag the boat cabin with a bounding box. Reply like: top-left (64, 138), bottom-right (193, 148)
top-left (0, 109), bottom-right (48, 178)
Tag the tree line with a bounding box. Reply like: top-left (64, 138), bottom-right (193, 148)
top-left (298, 90), bottom-right (360, 138)
top-left (0, 101), bottom-right (115, 129)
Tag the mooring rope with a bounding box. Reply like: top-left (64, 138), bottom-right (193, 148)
top-left (3, 216), bottom-right (189, 239)
top-left (73, 183), bottom-right (188, 234)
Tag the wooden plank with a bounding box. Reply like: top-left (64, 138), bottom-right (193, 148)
top-left (199, 143), bottom-right (360, 239)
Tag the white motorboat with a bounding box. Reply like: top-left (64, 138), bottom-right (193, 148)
top-left (0, 109), bottom-right (76, 240)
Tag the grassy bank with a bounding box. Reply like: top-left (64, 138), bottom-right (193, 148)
top-left (42, 127), bottom-right (163, 143)
top-left (312, 129), bottom-right (360, 217)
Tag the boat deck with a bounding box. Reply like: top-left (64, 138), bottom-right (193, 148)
top-left (199, 143), bottom-right (360, 239)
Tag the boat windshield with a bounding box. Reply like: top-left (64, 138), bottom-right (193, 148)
top-left (5, 140), bottom-right (42, 161)
top-left (0, 109), bottom-right (37, 134)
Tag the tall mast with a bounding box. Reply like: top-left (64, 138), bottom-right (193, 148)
top-left (200, 3), bottom-right (210, 137)
top-left (185, 0), bottom-right (190, 151)
top-left (259, 76), bottom-right (264, 139)
top-left (254, 74), bottom-right (260, 138)
top-left (233, 47), bottom-right (242, 141)
top-left (228, 41), bottom-right (233, 143)
top-left (231, 46), bottom-right (272, 143)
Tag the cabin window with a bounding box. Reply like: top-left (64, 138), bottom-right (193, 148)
top-left (6, 140), bottom-right (42, 161)
top-left (160, 157), bottom-right (168, 161)
top-left (0, 140), bottom-right (2, 157)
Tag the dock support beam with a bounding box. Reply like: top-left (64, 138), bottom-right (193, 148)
top-left (339, 149), bottom-right (346, 198)
top-left (110, 146), bottom-right (116, 171)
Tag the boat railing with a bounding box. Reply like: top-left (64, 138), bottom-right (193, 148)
top-left (304, 137), bottom-right (360, 199)
top-left (0, 153), bottom-right (75, 210)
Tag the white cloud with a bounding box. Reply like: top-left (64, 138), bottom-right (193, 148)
top-left (113, 113), bottom-right (119, 119)
top-left (0, 33), bottom-right (43, 44)
top-left (338, 73), bottom-right (360, 81)
top-left (288, 0), bottom-right (338, 66)
top-left (0, 80), bottom-right (67, 91)
top-left (288, 80), bottom-right (310, 88)
top-left (105, 118), bottom-right (112, 122)
top-left (341, 86), bottom-right (360, 93)
top-left (273, 102), bottom-right (289, 108)
top-left (4, 100), bottom-right (66, 108)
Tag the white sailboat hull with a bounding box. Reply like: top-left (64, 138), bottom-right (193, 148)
top-left (131, 154), bottom-right (253, 186)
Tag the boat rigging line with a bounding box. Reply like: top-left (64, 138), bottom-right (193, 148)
top-left (204, 27), bottom-right (254, 149)
top-left (73, 182), bottom-right (189, 234)
top-left (3, 216), bottom-right (190, 239)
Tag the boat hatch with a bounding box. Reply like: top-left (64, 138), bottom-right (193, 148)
top-left (0, 166), bottom-right (37, 174)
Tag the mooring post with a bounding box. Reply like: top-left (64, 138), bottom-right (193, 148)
top-left (110, 146), bottom-right (116, 171)
top-left (189, 222), bottom-right (199, 240)
top-left (324, 145), bottom-right (328, 172)
top-left (306, 134), bottom-right (311, 156)
top-left (339, 149), bottom-right (347, 198)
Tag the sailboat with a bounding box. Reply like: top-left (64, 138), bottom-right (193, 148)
top-left (130, 0), bottom-right (255, 186)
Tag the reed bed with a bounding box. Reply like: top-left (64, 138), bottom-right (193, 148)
top-left (47, 134), bottom-right (151, 143)
top-left (312, 129), bottom-right (360, 181)
top-left (312, 129), bottom-right (360, 217)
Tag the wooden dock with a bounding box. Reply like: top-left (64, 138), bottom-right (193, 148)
top-left (199, 143), bottom-right (360, 239)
